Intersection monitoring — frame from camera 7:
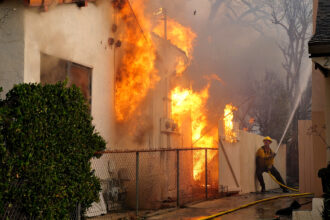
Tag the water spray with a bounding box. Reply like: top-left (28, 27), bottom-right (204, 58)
top-left (275, 62), bottom-right (312, 154)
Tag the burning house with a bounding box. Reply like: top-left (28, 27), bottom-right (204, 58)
top-left (0, 0), bottom-right (216, 210)
top-left (0, 0), bottom-right (287, 216)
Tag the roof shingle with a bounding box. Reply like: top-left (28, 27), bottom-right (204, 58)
top-left (309, 0), bottom-right (330, 55)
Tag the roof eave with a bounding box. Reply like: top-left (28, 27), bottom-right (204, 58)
top-left (309, 39), bottom-right (330, 57)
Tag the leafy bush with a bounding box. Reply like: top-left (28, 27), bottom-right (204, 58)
top-left (0, 87), bottom-right (10, 215)
top-left (0, 82), bottom-right (106, 219)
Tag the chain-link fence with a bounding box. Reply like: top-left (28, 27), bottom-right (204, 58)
top-left (87, 147), bottom-right (221, 218)
top-left (0, 148), bottom-right (220, 220)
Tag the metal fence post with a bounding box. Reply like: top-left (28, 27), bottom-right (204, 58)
top-left (136, 152), bottom-right (139, 217)
top-left (176, 149), bottom-right (180, 207)
top-left (205, 149), bottom-right (208, 200)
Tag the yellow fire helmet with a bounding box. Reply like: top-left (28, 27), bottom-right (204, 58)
top-left (263, 136), bottom-right (272, 143)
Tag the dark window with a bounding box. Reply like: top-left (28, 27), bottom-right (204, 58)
top-left (40, 53), bottom-right (92, 107)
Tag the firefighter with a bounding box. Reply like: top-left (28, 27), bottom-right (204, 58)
top-left (256, 136), bottom-right (288, 193)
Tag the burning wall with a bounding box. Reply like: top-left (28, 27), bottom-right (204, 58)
top-left (113, 0), bottom-right (158, 123)
top-left (111, 0), bottom-right (222, 208)
top-left (113, 0), bottom-right (221, 185)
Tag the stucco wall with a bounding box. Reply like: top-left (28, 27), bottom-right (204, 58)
top-left (219, 130), bottom-right (287, 194)
top-left (23, 1), bottom-right (115, 147)
top-left (0, 0), bottom-right (25, 98)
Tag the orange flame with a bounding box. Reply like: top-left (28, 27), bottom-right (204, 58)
top-left (175, 57), bottom-right (186, 77)
top-left (224, 104), bottom-right (238, 143)
top-left (153, 15), bottom-right (195, 76)
top-left (171, 85), bottom-right (217, 181)
top-left (114, 0), bottom-right (159, 122)
top-left (114, 1), bottom-right (216, 182)
top-left (153, 17), bottom-right (196, 59)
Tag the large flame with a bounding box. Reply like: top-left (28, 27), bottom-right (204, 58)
top-left (114, 1), bottom-right (217, 182)
top-left (153, 15), bottom-right (196, 76)
top-left (224, 104), bottom-right (238, 143)
top-left (153, 17), bottom-right (196, 59)
top-left (114, 0), bottom-right (159, 122)
top-left (154, 10), bottom-right (217, 181)
top-left (171, 85), bottom-right (217, 181)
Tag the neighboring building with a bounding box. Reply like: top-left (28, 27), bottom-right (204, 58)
top-left (306, 0), bottom-right (330, 196)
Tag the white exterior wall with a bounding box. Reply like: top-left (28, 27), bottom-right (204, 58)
top-left (0, 0), bottom-right (25, 98)
top-left (23, 1), bottom-right (115, 147)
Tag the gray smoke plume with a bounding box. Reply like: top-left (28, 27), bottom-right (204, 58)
top-left (145, 0), bottom-right (286, 124)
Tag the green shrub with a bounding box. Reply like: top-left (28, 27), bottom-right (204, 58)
top-left (0, 87), bottom-right (10, 215)
top-left (0, 82), bottom-right (106, 219)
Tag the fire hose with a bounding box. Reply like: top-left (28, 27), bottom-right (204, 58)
top-left (267, 171), bottom-right (299, 192)
top-left (199, 174), bottom-right (312, 220)
top-left (198, 192), bottom-right (313, 220)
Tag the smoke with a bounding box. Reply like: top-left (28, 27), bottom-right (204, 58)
top-left (117, 0), bottom-right (310, 148)
top-left (145, 0), bottom-right (286, 126)
top-left (40, 53), bottom-right (67, 84)
top-left (115, 112), bottom-right (154, 147)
